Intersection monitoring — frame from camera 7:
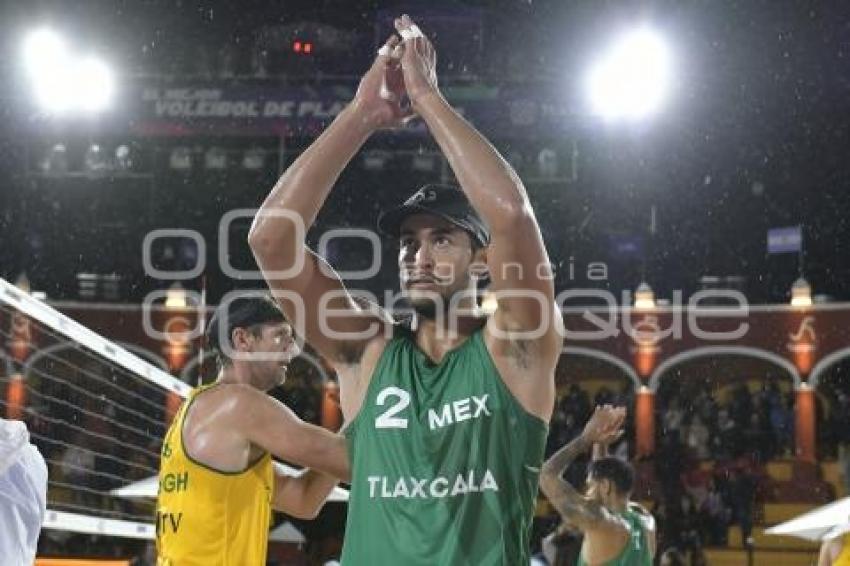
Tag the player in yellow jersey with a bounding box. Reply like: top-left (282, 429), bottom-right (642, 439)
top-left (156, 294), bottom-right (350, 566)
top-left (820, 533), bottom-right (850, 566)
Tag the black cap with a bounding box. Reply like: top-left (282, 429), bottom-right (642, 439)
top-left (377, 184), bottom-right (490, 247)
top-left (206, 294), bottom-right (286, 351)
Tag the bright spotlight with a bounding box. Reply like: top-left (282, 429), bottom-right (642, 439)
top-left (23, 29), bottom-right (66, 77)
top-left (74, 58), bottom-right (114, 112)
top-left (23, 28), bottom-right (114, 114)
top-left (586, 27), bottom-right (672, 121)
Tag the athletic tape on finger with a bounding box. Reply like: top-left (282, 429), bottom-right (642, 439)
top-left (400, 26), bottom-right (424, 41)
top-left (378, 45), bottom-right (391, 57)
top-left (379, 87), bottom-right (399, 103)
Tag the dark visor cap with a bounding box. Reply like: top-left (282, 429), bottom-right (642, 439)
top-left (377, 184), bottom-right (491, 247)
top-left (206, 295), bottom-right (285, 350)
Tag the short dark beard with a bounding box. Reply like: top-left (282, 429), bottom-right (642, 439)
top-left (411, 300), bottom-right (438, 320)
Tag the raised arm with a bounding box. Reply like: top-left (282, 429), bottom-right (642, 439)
top-left (593, 407), bottom-right (625, 460)
top-left (248, 36), bottom-right (409, 367)
top-left (540, 406), bottom-right (625, 530)
top-left (394, 16), bottom-right (558, 340)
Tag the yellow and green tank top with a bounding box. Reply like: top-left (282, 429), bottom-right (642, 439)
top-left (155, 384), bottom-right (274, 566)
top-left (834, 533), bottom-right (850, 566)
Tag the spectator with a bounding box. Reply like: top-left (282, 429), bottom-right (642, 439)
top-left (540, 523), bottom-right (583, 566)
top-left (686, 415), bottom-right (711, 459)
top-left (562, 384), bottom-right (591, 425)
top-left (663, 398), bottom-right (685, 442)
top-left (699, 480), bottom-right (731, 545)
top-left (716, 408), bottom-right (739, 459)
top-left (659, 547), bottom-right (686, 566)
top-left (769, 391), bottom-right (794, 457)
top-left (835, 393), bottom-right (850, 494)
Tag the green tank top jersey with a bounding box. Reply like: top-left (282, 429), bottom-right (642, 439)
top-left (341, 327), bottom-right (548, 565)
top-left (577, 507), bottom-right (653, 566)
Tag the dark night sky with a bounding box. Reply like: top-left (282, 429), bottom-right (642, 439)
top-left (1, 1), bottom-right (848, 304)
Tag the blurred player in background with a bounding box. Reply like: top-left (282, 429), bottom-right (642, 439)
top-left (540, 405), bottom-right (656, 566)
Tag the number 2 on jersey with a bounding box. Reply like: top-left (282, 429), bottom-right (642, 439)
top-left (375, 386), bottom-right (410, 429)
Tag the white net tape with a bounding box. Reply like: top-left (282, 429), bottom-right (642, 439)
top-left (0, 277), bottom-right (190, 539)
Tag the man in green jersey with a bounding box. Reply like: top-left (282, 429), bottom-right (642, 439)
top-left (248, 14), bottom-right (561, 565)
top-left (540, 406), bottom-right (656, 566)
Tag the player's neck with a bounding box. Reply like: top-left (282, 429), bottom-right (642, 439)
top-left (606, 498), bottom-right (628, 513)
top-left (215, 364), bottom-right (258, 388)
top-left (412, 314), bottom-right (485, 361)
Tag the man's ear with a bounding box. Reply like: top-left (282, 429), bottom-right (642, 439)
top-left (469, 247), bottom-right (490, 281)
top-left (603, 479), bottom-right (614, 499)
top-left (230, 327), bottom-right (253, 352)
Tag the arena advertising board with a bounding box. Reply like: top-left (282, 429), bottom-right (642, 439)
top-left (23, 81), bottom-right (575, 138)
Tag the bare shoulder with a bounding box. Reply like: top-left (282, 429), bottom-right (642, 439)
top-left (482, 313), bottom-right (560, 421)
top-left (584, 503), bottom-right (632, 535)
top-left (180, 384), bottom-right (257, 471)
top-left (335, 333), bottom-right (392, 420)
top-left (183, 384), bottom-right (251, 431)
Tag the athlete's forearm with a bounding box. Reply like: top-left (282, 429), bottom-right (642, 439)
top-left (248, 106), bottom-right (373, 253)
top-left (302, 429), bottom-right (351, 482)
top-left (414, 92), bottom-right (530, 233)
top-left (272, 469), bottom-right (338, 519)
top-left (592, 442), bottom-right (609, 461)
top-left (542, 434), bottom-right (591, 486)
top-left (539, 434), bottom-right (602, 526)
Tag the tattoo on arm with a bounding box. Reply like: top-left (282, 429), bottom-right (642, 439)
top-left (540, 435), bottom-right (607, 528)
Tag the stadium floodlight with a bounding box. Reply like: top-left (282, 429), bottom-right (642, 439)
top-left (790, 277), bottom-right (812, 308)
top-left (169, 147), bottom-right (193, 171)
top-left (411, 153), bottom-right (437, 173)
top-left (115, 145), bottom-right (133, 171)
top-left (73, 57), bottom-right (115, 112)
top-left (204, 147), bottom-right (228, 170)
top-left (242, 147), bottom-right (266, 171)
top-left (633, 281), bottom-right (656, 310)
top-left (39, 143), bottom-right (68, 174)
top-left (84, 144), bottom-right (109, 172)
top-left (586, 27), bottom-right (672, 121)
top-left (23, 28), bottom-right (114, 114)
top-left (23, 28), bottom-right (66, 77)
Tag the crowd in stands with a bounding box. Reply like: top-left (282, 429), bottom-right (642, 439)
top-left (538, 379), bottom-right (822, 564)
top-left (13, 338), bottom-right (850, 565)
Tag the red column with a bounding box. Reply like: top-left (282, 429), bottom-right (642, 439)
top-left (6, 309), bottom-right (32, 420)
top-left (321, 380), bottom-right (342, 432)
top-left (5, 374), bottom-right (25, 420)
top-left (795, 385), bottom-right (816, 463)
top-left (636, 387), bottom-right (655, 457)
top-left (163, 313), bottom-right (192, 374)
